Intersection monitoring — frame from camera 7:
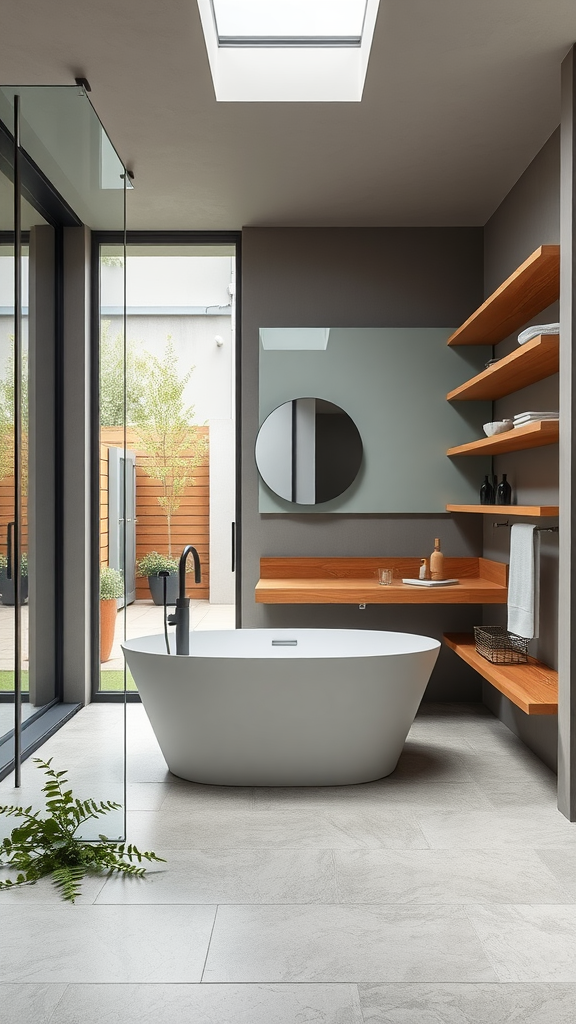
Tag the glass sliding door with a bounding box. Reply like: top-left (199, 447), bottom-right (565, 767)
top-left (0, 167), bottom-right (17, 770)
top-left (97, 241), bottom-right (237, 695)
top-left (0, 103), bottom-right (55, 778)
top-left (0, 86), bottom-right (128, 838)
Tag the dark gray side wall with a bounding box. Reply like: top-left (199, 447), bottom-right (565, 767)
top-left (482, 129), bottom-right (560, 770)
top-left (241, 227), bottom-right (485, 700)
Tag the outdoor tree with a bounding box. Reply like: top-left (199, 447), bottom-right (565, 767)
top-left (0, 346), bottom-right (28, 500)
top-left (133, 338), bottom-right (208, 558)
top-left (99, 320), bottom-right (152, 427)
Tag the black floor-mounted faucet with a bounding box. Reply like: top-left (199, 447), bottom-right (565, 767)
top-left (167, 544), bottom-right (202, 655)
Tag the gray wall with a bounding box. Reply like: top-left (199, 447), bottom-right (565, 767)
top-left (482, 128), bottom-right (560, 770)
top-left (241, 227), bottom-right (486, 700)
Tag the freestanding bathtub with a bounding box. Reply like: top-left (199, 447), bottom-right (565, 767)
top-left (122, 629), bottom-right (440, 786)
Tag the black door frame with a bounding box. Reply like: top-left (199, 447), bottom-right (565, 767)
top-left (91, 230), bottom-right (242, 702)
top-left (0, 113), bottom-right (82, 780)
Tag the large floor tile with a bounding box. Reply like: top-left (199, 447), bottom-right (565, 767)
top-left (96, 849), bottom-right (338, 904)
top-left (334, 848), bottom-right (571, 904)
top-left (480, 778), bottom-right (559, 810)
top-left (0, 869), bottom-right (109, 905)
top-left (358, 982), bottom-right (576, 1023)
top-left (252, 781), bottom-right (492, 812)
top-left (387, 742), bottom-right (476, 784)
top-left (0, 905), bottom-right (216, 983)
top-left (203, 905), bottom-right (498, 983)
top-left (536, 847), bottom-right (576, 898)
top-left (0, 984), bottom-right (67, 1024)
top-left (414, 809), bottom-right (576, 848)
top-left (161, 781), bottom-right (255, 811)
top-left (125, 808), bottom-right (430, 850)
top-left (126, 782), bottom-right (173, 810)
top-left (49, 983), bottom-right (363, 1024)
top-left (466, 904), bottom-right (576, 981)
top-left (464, 752), bottom-right (557, 788)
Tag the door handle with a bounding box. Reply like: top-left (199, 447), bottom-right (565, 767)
top-left (231, 521), bottom-right (236, 572)
top-left (7, 521), bottom-right (14, 580)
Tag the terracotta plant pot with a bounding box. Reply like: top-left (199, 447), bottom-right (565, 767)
top-left (100, 598), bottom-right (118, 663)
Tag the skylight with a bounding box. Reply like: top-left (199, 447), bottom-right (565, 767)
top-left (197, 0), bottom-right (380, 102)
top-left (211, 0), bottom-right (367, 46)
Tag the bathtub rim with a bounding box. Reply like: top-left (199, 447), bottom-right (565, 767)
top-left (122, 627), bottom-right (441, 661)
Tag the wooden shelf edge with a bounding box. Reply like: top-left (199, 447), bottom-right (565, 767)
top-left (446, 504), bottom-right (559, 517)
top-left (447, 419), bottom-right (559, 456)
top-left (443, 632), bottom-right (558, 715)
top-left (446, 245), bottom-right (560, 347)
top-left (446, 334), bottom-right (559, 402)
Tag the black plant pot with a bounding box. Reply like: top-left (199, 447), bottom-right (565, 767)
top-left (147, 572), bottom-right (178, 606)
top-left (0, 572), bottom-right (29, 606)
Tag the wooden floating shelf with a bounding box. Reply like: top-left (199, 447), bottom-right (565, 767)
top-left (447, 419), bottom-right (558, 456)
top-left (446, 504), bottom-right (559, 517)
top-left (444, 633), bottom-right (558, 715)
top-left (447, 245), bottom-right (560, 347)
top-left (255, 557), bottom-right (508, 605)
top-left (446, 335), bottom-right (559, 402)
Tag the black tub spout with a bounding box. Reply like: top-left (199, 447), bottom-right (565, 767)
top-left (167, 545), bottom-right (202, 655)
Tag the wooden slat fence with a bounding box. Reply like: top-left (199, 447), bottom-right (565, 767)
top-left (100, 426), bottom-right (209, 600)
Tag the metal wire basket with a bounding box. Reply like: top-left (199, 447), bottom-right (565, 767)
top-left (473, 625), bottom-right (529, 665)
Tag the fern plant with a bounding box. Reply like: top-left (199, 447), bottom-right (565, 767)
top-left (0, 758), bottom-right (165, 902)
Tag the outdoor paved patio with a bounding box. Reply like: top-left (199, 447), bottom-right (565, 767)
top-left (102, 600), bottom-right (236, 671)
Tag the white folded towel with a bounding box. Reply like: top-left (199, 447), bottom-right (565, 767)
top-left (518, 323), bottom-right (560, 345)
top-left (507, 524), bottom-right (540, 639)
top-left (513, 411), bottom-right (559, 426)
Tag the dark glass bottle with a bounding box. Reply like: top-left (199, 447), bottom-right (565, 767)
top-left (480, 475), bottom-right (495, 505)
top-left (496, 473), bottom-right (512, 505)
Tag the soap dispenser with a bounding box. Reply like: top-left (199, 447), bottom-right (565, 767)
top-left (430, 538), bottom-right (444, 581)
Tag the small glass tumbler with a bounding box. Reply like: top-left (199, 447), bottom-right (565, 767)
top-left (378, 568), bottom-right (393, 585)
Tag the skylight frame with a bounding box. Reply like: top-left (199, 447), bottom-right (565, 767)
top-left (196, 0), bottom-right (380, 102)
top-left (209, 0), bottom-right (368, 47)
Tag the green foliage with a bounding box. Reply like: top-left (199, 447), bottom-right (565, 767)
top-left (136, 551), bottom-right (178, 577)
top-left (100, 566), bottom-right (124, 600)
top-left (0, 759), bottom-right (164, 903)
top-left (133, 339), bottom-right (208, 557)
top-left (0, 552), bottom-right (28, 575)
top-left (0, 348), bottom-right (28, 494)
top-left (99, 321), bottom-right (153, 427)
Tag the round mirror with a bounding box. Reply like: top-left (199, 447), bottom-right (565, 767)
top-left (255, 398), bottom-right (363, 505)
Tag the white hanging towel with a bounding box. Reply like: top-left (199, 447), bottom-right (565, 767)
top-left (507, 524), bottom-right (540, 639)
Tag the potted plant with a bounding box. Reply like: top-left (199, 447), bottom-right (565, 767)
top-left (0, 552), bottom-right (28, 606)
top-left (136, 551), bottom-right (179, 605)
top-left (100, 566), bottom-right (124, 663)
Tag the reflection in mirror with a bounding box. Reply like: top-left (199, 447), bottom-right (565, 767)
top-left (255, 398), bottom-right (362, 505)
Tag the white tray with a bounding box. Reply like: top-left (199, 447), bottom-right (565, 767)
top-left (402, 578), bottom-right (459, 587)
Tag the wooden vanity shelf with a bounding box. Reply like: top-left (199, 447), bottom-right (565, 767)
top-left (255, 557), bottom-right (508, 605)
top-left (446, 505), bottom-right (559, 517)
top-left (446, 245), bottom-right (560, 347)
top-left (444, 633), bottom-right (558, 715)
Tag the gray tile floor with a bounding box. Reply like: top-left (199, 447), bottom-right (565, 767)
top-left (1, 701), bottom-right (576, 1023)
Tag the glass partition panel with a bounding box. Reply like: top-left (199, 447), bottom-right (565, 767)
top-left (0, 87), bottom-right (127, 840)
top-left (0, 173), bottom-right (16, 772)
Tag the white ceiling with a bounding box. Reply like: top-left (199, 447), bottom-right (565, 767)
top-left (1, 0), bottom-right (576, 230)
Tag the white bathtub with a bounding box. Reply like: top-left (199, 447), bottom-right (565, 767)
top-left (122, 629), bottom-right (440, 786)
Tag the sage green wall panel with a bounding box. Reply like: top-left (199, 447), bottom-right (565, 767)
top-left (259, 327), bottom-right (491, 512)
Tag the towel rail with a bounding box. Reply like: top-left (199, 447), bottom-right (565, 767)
top-left (492, 521), bottom-right (558, 532)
